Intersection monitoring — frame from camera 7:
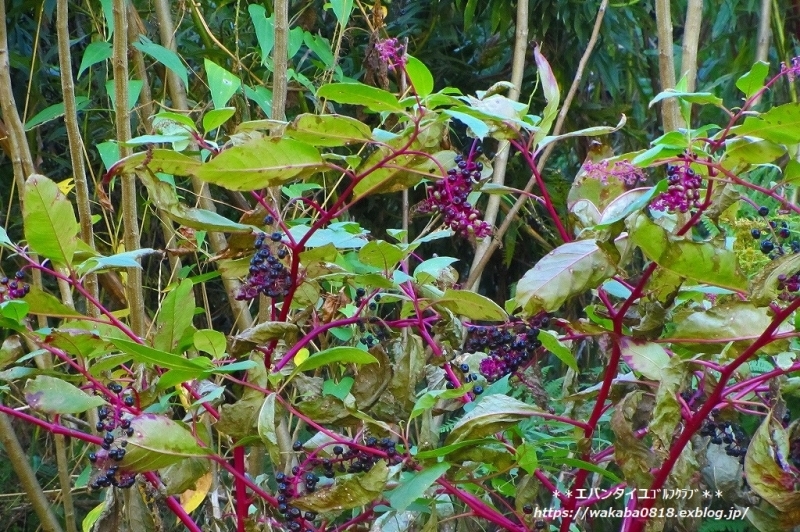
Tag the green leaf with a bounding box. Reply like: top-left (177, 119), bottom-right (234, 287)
top-left (24, 285), bottom-right (84, 317)
top-left (414, 257), bottom-right (459, 285)
top-left (594, 183), bottom-right (667, 228)
top-left (666, 302), bottom-right (790, 355)
top-left (24, 174), bottom-right (79, 266)
top-left (444, 109), bottom-right (490, 140)
top-left (76, 248), bottom-right (160, 277)
top-left (330, 0), bottom-right (354, 27)
top-left (152, 279), bottom-right (195, 354)
top-left (24, 375), bottom-right (106, 414)
top-left (406, 55), bottom-right (434, 97)
top-left (286, 114), bottom-right (373, 146)
top-left (0, 226), bottom-right (12, 248)
top-left (358, 240), bottom-right (405, 270)
top-left (434, 289), bottom-right (508, 321)
top-left (317, 82), bottom-right (404, 113)
top-left (105, 79), bottom-right (143, 112)
top-left (292, 461), bottom-right (388, 513)
top-left (537, 116), bottom-right (627, 152)
top-left (0, 300), bottom-right (29, 326)
top-left (322, 377), bottom-right (354, 401)
top-left (627, 213), bottom-right (747, 291)
top-left (133, 36), bottom-right (188, 89)
top-left (204, 59), bottom-right (241, 109)
top-left (24, 98), bottom-right (91, 131)
top-left (110, 338), bottom-right (211, 373)
top-left (537, 330), bottom-right (578, 372)
top-left (516, 442), bottom-right (538, 474)
top-left (619, 338), bottom-right (670, 380)
top-left (193, 329), bottom-right (227, 359)
top-left (388, 462), bottom-right (450, 512)
top-left (445, 394), bottom-right (543, 446)
top-left (257, 394), bottom-right (282, 466)
top-left (514, 239), bottom-right (618, 316)
top-left (296, 347), bottom-right (378, 372)
top-left (721, 136), bottom-right (787, 170)
top-left (744, 411), bottom-right (800, 512)
top-left (649, 90), bottom-right (724, 108)
top-left (78, 41), bottom-right (112, 78)
top-left (410, 388), bottom-right (470, 421)
top-left (196, 137), bottom-right (324, 191)
top-left (248, 5), bottom-right (274, 64)
top-left (732, 102), bottom-right (800, 145)
top-left (121, 414), bottom-right (209, 473)
top-left (532, 45), bottom-right (560, 146)
top-left (202, 108), bottom-right (236, 133)
top-left (736, 61), bottom-right (770, 99)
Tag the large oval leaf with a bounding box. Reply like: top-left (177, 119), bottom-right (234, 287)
top-left (296, 346), bottom-right (378, 372)
top-left (196, 137), bottom-right (324, 191)
top-left (434, 289), bottom-right (508, 321)
top-left (292, 460), bottom-right (389, 513)
top-left (286, 114), bottom-right (372, 146)
top-left (445, 394), bottom-right (543, 446)
top-left (514, 239), bottom-right (618, 316)
top-left (627, 213), bottom-right (747, 291)
top-left (317, 82), bottom-right (403, 113)
top-left (121, 414), bottom-right (209, 473)
top-left (24, 174), bottom-right (79, 266)
top-left (24, 375), bottom-right (106, 414)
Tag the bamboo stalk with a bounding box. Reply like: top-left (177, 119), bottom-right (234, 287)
top-left (0, 408), bottom-right (64, 532)
top-left (680, 0), bottom-right (704, 93)
top-left (467, 0), bottom-right (528, 292)
top-left (57, 0), bottom-right (99, 319)
top-left (655, 0), bottom-right (684, 131)
top-left (113, 0), bottom-right (146, 337)
top-left (753, 0), bottom-right (773, 106)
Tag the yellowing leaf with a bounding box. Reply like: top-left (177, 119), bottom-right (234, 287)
top-left (57, 178), bottom-right (75, 195)
top-left (294, 348), bottom-right (310, 366)
top-left (179, 471), bottom-right (212, 515)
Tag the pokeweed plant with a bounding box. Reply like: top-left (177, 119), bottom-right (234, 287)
top-left (5, 33), bottom-right (800, 532)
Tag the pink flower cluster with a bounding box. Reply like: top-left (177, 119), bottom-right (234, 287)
top-left (583, 159), bottom-right (646, 187)
top-left (374, 38), bottom-right (407, 72)
top-left (416, 153), bottom-right (491, 238)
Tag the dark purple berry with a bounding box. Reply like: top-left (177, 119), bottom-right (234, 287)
top-left (759, 206), bottom-right (769, 216)
top-left (751, 228), bottom-right (761, 239)
top-left (761, 240), bottom-right (775, 254)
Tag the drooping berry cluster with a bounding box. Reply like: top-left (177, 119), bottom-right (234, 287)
top-left (467, 316), bottom-right (549, 383)
top-left (87, 384), bottom-right (137, 490)
top-left (415, 151), bottom-right (491, 238)
top-left (272, 438), bottom-right (405, 530)
top-left (750, 207), bottom-right (799, 257)
top-left (450, 362), bottom-right (485, 394)
top-left (700, 419), bottom-right (749, 464)
top-left (356, 316), bottom-right (389, 349)
top-left (0, 271), bottom-right (30, 302)
top-left (651, 163), bottom-right (703, 213)
top-left (236, 220), bottom-right (292, 301)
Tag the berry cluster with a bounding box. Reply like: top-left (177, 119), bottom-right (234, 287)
top-left (0, 271), bottom-right (30, 302)
top-left (357, 317), bottom-right (389, 348)
top-left (651, 163), bottom-right (703, 213)
top-left (700, 419), bottom-right (749, 464)
top-left (468, 316), bottom-right (549, 383)
top-left (272, 438), bottom-right (405, 530)
top-left (450, 362), bottom-right (485, 394)
top-left (87, 384), bottom-right (137, 490)
top-left (750, 207), bottom-right (799, 257)
top-left (415, 151), bottom-right (491, 238)
top-left (236, 221), bottom-right (292, 301)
